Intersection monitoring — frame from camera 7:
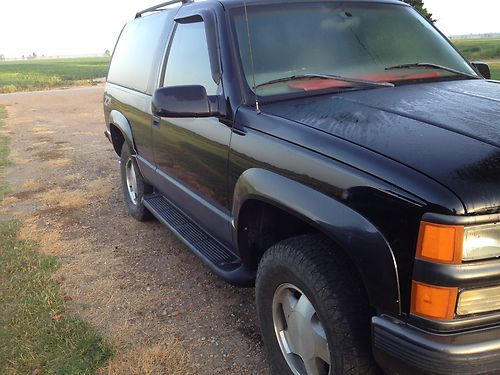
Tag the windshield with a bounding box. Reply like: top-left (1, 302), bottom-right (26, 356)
top-left (231, 2), bottom-right (478, 97)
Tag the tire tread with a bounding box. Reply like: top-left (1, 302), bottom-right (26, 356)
top-left (120, 143), bottom-right (153, 221)
top-left (256, 234), bottom-right (380, 375)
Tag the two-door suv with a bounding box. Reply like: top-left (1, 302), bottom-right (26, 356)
top-left (103, 0), bottom-right (500, 373)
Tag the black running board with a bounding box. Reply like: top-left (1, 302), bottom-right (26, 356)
top-left (143, 194), bottom-right (255, 287)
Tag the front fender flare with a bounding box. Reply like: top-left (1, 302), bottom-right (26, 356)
top-left (232, 168), bottom-right (401, 314)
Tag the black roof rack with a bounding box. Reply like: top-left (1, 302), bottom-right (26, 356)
top-left (135, 0), bottom-right (193, 18)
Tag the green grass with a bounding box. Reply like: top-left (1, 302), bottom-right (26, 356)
top-left (451, 38), bottom-right (500, 80)
top-left (0, 106), bottom-right (10, 199)
top-left (488, 62), bottom-right (500, 80)
top-left (0, 57), bottom-right (110, 93)
top-left (0, 221), bottom-right (113, 374)
top-left (0, 44), bottom-right (497, 92)
top-left (0, 105), bottom-right (113, 373)
top-left (452, 38), bottom-right (500, 60)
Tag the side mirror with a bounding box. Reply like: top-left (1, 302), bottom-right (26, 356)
top-left (471, 62), bottom-right (491, 79)
top-left (152, 85), bottom-right (215, 118)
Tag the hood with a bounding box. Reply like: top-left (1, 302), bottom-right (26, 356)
top-left (264, 79), bottom-right (500, 214)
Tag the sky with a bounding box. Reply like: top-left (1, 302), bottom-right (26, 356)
top-left (0, 0), bottom-right (162, 58)
top-left (426, 0), bottom-right (500, 36)
top-left (1, 0), bottom-right (499, 59)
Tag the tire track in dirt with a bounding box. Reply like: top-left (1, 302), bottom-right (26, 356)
top-left (0, 86), bottom-right (268, 374)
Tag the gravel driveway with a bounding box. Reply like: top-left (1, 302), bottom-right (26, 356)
top-left (0, 86), bottom-right (268, 374)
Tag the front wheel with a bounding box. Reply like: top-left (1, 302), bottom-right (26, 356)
top-left (120, 143), bottom-right (152, 221)
top-left (256, 234), bottom-right (378, 375)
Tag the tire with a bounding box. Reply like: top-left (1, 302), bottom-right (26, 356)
top-left (120, 142), bottom-right (153, 221)
top-left (256, 234), bottom-right (379, 375)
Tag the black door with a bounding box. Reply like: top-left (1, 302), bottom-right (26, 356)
top-left (153, 19), bottom-right (232, 246)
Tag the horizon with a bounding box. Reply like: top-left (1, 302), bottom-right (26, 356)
top-left (2, 31), bottom-right (499, 62)
top-left (1, 0), bottom-right (499, 59)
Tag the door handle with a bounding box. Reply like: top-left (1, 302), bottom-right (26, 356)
top-left (152, 115), bottom-right (161, 128)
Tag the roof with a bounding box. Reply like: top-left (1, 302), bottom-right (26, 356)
top-left (137, 0), bottom-right (408, 18)
top-left (218, 0), bottom-right (405, 4)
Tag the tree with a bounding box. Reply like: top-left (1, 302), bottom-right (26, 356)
top-left (104, 49), bottom-right (111, 57)
top-left (0, 54), bottom-right (5, 61)
top-left (402, 0), bottom-right (434, 23)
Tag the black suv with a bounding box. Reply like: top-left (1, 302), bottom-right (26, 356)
top-left (104, 1), bottom-right (500, 373)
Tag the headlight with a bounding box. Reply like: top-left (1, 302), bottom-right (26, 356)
top-left (417, 221), bottom-right (500, 264)
top-left (463, 223), bottom-right (500, 261)
top-left (457, 285), bottom-right (500, 316)
top-left (413, 219), bottom-right (500, 320)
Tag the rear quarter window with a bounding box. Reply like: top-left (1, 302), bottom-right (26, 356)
top-left (107, 10), bottom-right (176, 94)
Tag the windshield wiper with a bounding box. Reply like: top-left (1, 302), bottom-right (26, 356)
top-left (385, 63), bottom-right (480, 79)
top-left (255, 73), bottom-right (395, 89)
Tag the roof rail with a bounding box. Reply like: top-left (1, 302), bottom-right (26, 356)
top-left (135, 0), bottom-right (193, 18)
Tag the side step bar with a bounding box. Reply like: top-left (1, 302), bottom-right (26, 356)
top-left (143, 194), bottom-right (255, 287)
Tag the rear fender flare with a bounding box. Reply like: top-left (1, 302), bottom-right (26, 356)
top-left (232, 168), bottom-right (401, 314)
top-left (109, 110), bottom-right (136, 154)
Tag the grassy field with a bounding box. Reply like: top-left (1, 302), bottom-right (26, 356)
top-left (0, 57), bottom-right (109, 93)
top-left (452, 38), bottom-right (500, 60)
top-left (0, 105), bottom-right (113, 374)
top-left (0, 39), bottom-right (498, 94)
top-left (452, 38), bottom-right (500, 80)
top-left (489, 62), bottom-right (500, 80)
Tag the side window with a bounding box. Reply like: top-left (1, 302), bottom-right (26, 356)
top-left (107, 10), bottom-right (176, 94)
top-left (163, 21), bottom-right (218, 95)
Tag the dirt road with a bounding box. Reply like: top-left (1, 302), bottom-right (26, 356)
top-left (0, 86), bottom-right (267, 374)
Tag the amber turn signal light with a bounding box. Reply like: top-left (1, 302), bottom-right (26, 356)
top-left (411, 281), bottom-right (458, 320)
top-left (416, 221), bottom-right (464, 264)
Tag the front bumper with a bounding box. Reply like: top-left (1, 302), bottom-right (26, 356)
top-left (372, 315), bottom-right (500, 374)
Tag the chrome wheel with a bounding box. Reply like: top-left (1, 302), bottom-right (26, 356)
top-left (273, 283), bottom-right (331, 375)
top-left (125, 157), bottom-right (139, 205)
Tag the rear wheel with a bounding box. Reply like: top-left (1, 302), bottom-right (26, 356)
top-left (256, 234), bottom-right (378, 375)
top-left (120, 143), bottom-right (152, 221)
